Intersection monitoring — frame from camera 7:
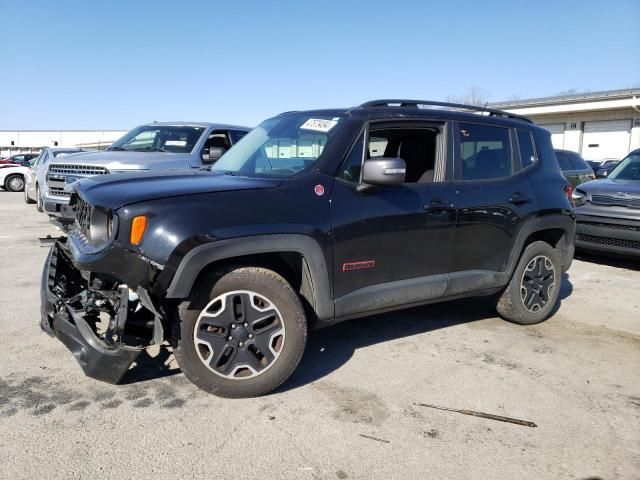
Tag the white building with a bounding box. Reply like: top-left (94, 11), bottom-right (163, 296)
top-left (491, 88), bottom-right (640, 161)
top-left (0, 130), bottom-right (128, 157)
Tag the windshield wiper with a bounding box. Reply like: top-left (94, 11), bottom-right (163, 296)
top-left (109, 146), bottom-right (130, 151)
top-left (132, 147), bottom-right (168, 152)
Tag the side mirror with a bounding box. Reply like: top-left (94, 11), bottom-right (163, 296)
top-left (361, 157), bottom-right (406, 187)
top-left (596, 170), bottom-right (607, 179)
top-left (202, 146), bottom-right (226, 164)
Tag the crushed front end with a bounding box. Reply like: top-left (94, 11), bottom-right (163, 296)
top-left (41, 194), bottom-right (165, 384)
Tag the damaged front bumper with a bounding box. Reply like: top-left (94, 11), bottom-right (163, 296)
top-left (41, 240), bottom-right (146, 384)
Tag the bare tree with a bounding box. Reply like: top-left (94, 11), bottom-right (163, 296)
top-left (446, 86), bottom-right (490, 106)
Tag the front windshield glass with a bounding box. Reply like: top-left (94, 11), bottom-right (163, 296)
top-left (109, 125), bottom-right (205, 153)
top-left (608, 152), bottom-right (640, 180)
top-left (211, 113), bottom-right (344, 178)
top-left (53, 150), bottom-right (81, 157)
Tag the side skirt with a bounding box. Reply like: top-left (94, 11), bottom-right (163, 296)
top-left (322, 270), bottom-right (506, 329)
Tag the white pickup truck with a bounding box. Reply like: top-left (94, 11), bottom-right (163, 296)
top-left (42, 122), bottom-right (250, 229)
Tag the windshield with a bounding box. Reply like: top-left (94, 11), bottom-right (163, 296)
top-left (52, 150), bottom-right (81, 157)
top-left (109, 125), bottom-right (205, 153)
top-left (211, 113), bottom-right (344, 178)
top-left (608, 152), bottom-right (640, 180)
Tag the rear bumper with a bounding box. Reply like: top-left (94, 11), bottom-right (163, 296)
top-left (41, 241), bottom-right (141, 383)
top-left (575, 213), bottom-right (640, 258)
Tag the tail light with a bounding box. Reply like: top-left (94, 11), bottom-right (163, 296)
top-left (564, 184), bottom-right (573, 205)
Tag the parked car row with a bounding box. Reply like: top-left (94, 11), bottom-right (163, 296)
top-left (0, 153), bottom-right (39, 166)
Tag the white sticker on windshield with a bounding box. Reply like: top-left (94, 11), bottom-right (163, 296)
top-left (300, 118), bottom-right (338, 133)
top-left (165, 140), bottom-right (187, 146)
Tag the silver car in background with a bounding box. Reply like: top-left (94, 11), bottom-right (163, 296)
top-left (24, 147), bottom-right (86, 211)
top-left (42, 122), bottom-right (250, 229)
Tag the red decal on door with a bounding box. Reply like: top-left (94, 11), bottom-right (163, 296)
top-left (314, 184), bottom-right (325, 196)
top-left (342, 260), bottom-right (376, 272)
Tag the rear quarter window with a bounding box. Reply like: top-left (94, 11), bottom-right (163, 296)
top-left (532, 129), bottom-right (562, 172)
top-left (516, 130), bottom-right (536, 168)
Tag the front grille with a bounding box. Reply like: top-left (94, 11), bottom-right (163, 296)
top-left (49, 186), bottom-right (72, 197)
top-left (49, 164), bottom-right (109, 176)
top-left (591, 195), bottom-right (640, 209)
top-left (578, 221), bottom-right (640, 232)
top-left (74, 196), bottom-right (92, 238)
top-left (576, 233), bottom-right (640, 250)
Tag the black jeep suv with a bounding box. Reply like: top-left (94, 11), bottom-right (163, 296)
top-left (41, 100), bottom-right (575, 397)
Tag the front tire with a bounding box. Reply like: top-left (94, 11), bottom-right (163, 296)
top-left (496, 241), bottom-right (561, 325)
top-left (173, 267), bottom-right (307, 398)
top-left (36, 185), bottom-right (43, 212)
top-left (24, 185), bottom-right (35, 203)
top-left (4, 174), bottom-right (25, 192)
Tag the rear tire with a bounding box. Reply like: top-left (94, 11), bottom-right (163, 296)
top-left (4, 174), bottom-right (25, 192)
top-left (36, 185), bottom-right (43, 212)
top-left (496, 241), bottom-right (561, 325)
top-left (173, 267), bottom-right (307, 398)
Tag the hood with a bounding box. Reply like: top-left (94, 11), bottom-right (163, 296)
top-left (576, 178), bottom-right (640, 199)
top-left (48, 150), bottom-right (192, 172)
top-left (74, 171), bottom-right (281, 209)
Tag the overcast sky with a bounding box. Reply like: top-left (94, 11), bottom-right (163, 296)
top-left (1, 0), bottom-right (639, 130)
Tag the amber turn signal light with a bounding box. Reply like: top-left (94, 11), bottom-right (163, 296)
top-left (130, 215), bottom-right (148, 245)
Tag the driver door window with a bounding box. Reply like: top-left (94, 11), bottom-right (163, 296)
top-left (202, 131), bottom-right (232, 163)
top-left (339, 126), bottom-right (442, 184)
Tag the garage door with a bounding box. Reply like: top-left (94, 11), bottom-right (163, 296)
top-left (540, 124), bottom-right (565, 149)
top-left (582, 119), bottom-right (631, 161)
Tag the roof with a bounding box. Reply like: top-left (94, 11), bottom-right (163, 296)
top-left (490, 88), bottom-right (640, 109)
top-left (144, 121), bottom-right (251, 130)
top-left (275, 103), bottom-right (535, 128)
top-left (358, 99), bottom-right (532, 123)
top-left (44, 147), bottom-right (85, 152)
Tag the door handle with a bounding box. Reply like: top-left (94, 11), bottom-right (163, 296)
top-left (508, 193), bottom-right (532, 205)
top-left (424, 198), bottom-right (454, 210)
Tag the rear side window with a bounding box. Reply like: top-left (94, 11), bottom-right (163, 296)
top-left (555, 151), bottom-right (574, 171)
top-left (458, 123), bottom-right (511, 180)
top-left (517, 130), bottom-right (536, 168)
top-left (229, 130), bottom-right (248, 144)
top-left (569, 152), bottom-right (590, 170)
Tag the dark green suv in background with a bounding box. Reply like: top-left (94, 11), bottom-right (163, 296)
top-left (555, 149), bottom-right (595, 187)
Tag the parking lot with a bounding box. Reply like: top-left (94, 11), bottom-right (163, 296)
top-left (0, 189), bottom-right (638, 479)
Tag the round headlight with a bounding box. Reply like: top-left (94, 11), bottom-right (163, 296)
top-left (89, 207), bottom-right (117, 249)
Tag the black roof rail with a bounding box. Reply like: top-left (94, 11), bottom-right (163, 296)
top-left (359, 99), bottom-right (533, 123)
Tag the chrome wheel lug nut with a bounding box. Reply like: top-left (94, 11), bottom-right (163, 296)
top-left (239, 342), bottom-right (244, 347)
top-left (227, 336), bottom-right (233, 341)
top-left (231, 324), bottom-right (236, 329)
top-left (248, 334), bottom-right (254, 339)
top-left (244, 322), bottom-right (248, 327)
